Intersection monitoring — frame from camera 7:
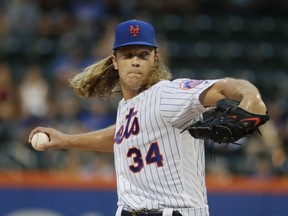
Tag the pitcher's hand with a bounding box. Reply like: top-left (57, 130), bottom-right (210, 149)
top-left (28, 127), bottom-right (70, 151)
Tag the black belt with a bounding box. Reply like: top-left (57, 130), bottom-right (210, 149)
top-left (121, 209), bottom-right (182, 216)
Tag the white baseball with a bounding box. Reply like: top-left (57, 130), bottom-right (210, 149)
top-left (31, 132), bottom-right (50, 151)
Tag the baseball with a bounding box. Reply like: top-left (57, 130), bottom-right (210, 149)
top-left (31, 132), bottom-right (50, 151)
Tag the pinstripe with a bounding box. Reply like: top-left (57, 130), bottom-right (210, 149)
top-left (128, 135), bottom-right (147, 208)
top-left (116, 147), bottom-right (139, 208)
top-left (196, 142), bottom-right (205, 201)
top-left (116, 102), bottom-right (147, 209)
top-left (139, 93), bottom-right (167, 208)
top-left (131, 98), bottom-right (154, 208)
top-left (145, 88), bottom-right (174, 206)
top-left (150, 87), bottom-right (183, 206)
top-left (122, 142), bottom-right (141, 206)
top-left (156, 125), bottom-right (184, 206)
top-left (200, 144), bottom-right (206, 200)
top-left (150, 92), bottom-right (176, 205)
top-left (183, 136), bottom-right (204, 205)
top-left (149, 85), bottom-right (184, 207)
top-left (135, 101), bottom-right (159, 208)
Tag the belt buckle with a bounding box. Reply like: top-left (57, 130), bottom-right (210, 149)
top-left (131, 209), bottom-right (146, 216)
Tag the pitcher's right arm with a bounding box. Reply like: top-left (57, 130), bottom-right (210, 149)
top-left (28, 125), bottom-right (115, 152)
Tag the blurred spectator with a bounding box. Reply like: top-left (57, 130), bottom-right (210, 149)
top-left (268, 99), bottom-right (288, 150)
top-left (79, 98), bottom-right (116, 131)
top-left (92, 18), bottom-right (119, 59)
top-left (0, 63), bottom-right (17, 121)
top-left (53, 90), bottom-right (84, 134)
top-left (19, 64), bottom-right (50, 119)
top-left (241, 120), bottom-right (284, 177)
top-left (0, 63), bottom-right (37, 169)
top-left (6, 0), bottom-right (39, 53)
top-left (0, 63), bottom-right (16, 144)
top-left (70, 0), bottom-right (106, 23)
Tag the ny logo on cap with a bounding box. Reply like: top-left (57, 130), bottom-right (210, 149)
top-left (129, 25), bottom-right (140, 37)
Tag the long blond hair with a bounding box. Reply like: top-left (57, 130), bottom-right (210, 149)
top-left (69, 49), bottom-right (172, 98)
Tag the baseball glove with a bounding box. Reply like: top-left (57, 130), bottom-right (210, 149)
top-left (187, 99), bottom-right (270, 143)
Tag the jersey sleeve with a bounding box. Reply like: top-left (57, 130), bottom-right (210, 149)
top-left (159, 78), bottom-right (220, 129)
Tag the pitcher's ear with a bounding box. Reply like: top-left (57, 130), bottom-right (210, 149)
top-left (111, 54), bottom-right (119, 70)
top-left (154, 49), bottom-right (159, 63)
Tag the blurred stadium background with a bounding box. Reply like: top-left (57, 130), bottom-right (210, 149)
top-left (0, 0), bottom-right (287, 216)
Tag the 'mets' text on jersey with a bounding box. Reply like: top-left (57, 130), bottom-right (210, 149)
top-left (113, 79), bottom-right (218, 215)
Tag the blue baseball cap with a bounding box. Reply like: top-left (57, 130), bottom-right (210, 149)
top-left (113, 19), bottom-right (158, 50)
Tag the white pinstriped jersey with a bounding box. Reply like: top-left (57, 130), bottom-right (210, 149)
top-left (114, 78), bottom-right (219, 216)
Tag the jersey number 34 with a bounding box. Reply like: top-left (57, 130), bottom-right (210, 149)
top-left (127, 142), bottom-right (164, 173)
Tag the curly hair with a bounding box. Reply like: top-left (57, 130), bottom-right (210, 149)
top-left (69, 49), bottom-right (172, 98)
